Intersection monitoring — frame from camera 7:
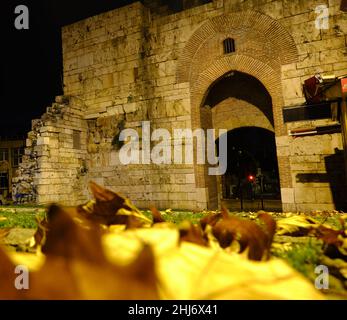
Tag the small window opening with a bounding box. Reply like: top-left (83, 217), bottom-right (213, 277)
top-left (223, 38), bottom-right (236, 54)
top-left (73, 130), bottom-right (81, 150)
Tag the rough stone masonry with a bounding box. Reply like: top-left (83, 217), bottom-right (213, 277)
top-left (14, 0), bottom-right (347, 212)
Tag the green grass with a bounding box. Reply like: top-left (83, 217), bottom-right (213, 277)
top-left (273, 239), bottom-right (323, 280)
top-left (1, 208), bottom-right (208, 229)
top-left (163, 211), bottom-right (209, 224)
top-left (313, 215), bottom-right (345, 229)
top-left (0, 208), bottom-right (45, 229)
top-left (2, 204), bottom-right (46, 208)
top-left (0, 207), bottom-right (209, 229)
top-left (142, 210), bottom-right (209, 225)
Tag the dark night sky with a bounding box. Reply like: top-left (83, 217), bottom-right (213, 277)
top-left (0, 0), bottom-right (143, 138)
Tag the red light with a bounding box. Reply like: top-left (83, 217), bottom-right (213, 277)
top-left (248, 175), bottom-right (255, 182)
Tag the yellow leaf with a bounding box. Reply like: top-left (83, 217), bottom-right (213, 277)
top-left (102, 228), bottom-right (324, 300)
top-left (276, 216), bottom-right (321, 236)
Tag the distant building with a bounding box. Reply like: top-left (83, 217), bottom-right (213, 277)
top-left (0, 138), bottom-right (25, 200)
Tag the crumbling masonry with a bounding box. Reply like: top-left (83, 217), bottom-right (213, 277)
top-left (14, 0), bottom-right (347, 211)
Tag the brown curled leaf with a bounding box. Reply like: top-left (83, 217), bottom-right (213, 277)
top-left (258, 212), bottom-right (277, 254)
top-left (200, 209), bottom-right (228, 231)
top-left (41, 204), bottom-right (106, 264)
top-left (314, 223), bottom-right (347, 260)
top-left (211, 208), bottom-right (275, 261)
top-left (0, 228), bottom-right (11, 242)
top-left (76, 182), bottom-right (151, 227)
top-left (150, 207), bottom-right (166, 224)
top-left (27, 204), bottom-right (159, 300)
top-left (179, 221), bottom-right (208, 247)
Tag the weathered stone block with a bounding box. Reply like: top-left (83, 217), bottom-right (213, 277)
top-left (36, 137), bottom-right (50, 146)
top-left (295, 188), bottom-right (316, 204)
top-left (281, 188), bottom-right (295, 204)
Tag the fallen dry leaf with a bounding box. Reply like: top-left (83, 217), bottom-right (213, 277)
top-left (178, 221), bottom-right (208, 247)
top-left (258, 212), bottom-right (277, 250)
top-left (200, 210), bottom-right (228, 231)
top-left (209, 208), bottom-right (276, 261)
top-left (102, 228), bottom-right (324, 299)
top-left (276, 215), bottom-right (321, 236)
top-left (1, 204), bottom-right (159, 300)
top-left (321, 255), bottom-right (347, 281)
top-left (314, 220), bottom-right (347, 260)
top-left (33, 182), bottom-right (152, 247)
top-left (0, 228), bottom-right (11, 241)
top-left (76, 181), bottom-right (151, 227)
top-left (28, 245), bottom-right (158, 300)
top-left (40, 204), bottom-right (106, 263)
top-left (150, 207), bottom-right (166, 224)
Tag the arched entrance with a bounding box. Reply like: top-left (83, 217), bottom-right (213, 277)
top-left (176, 11), bottom-right (299, 210)
top-left (203, 71), bottom-right (281, 210)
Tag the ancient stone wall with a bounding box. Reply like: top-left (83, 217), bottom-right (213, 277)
top-left (61, 2), bottom-right (196, 209)
top-left (16, 0), bottom-right (347, 211)
top-left (283, 119), bottom-right (346, 212)
top-left (277, 0), bottom-right (347, 211)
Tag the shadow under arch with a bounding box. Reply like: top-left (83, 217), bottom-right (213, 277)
top-left (203, 70), bottom-right (274, 128)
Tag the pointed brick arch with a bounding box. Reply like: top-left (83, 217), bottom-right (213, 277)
top-left (177, 10), bottom-right (298, 84)
top-left (190, 55), bottom-right (292, 209)
top-left (177, 10), bottom-right (298, 210)
top-left (190, 54), bottom-right (284, 135)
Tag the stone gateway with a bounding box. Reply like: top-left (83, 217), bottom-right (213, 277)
top-left (14, 0), bottom-right (347, 212)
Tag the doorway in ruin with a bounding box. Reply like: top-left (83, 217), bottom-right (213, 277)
top-left (203, 71), bottom-right (282, 211)
top-left (216, 127), bottom-right (281, 211)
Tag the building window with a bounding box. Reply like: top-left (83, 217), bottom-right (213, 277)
top-left (0, 173), bottom-right (8, 189)
top-left (0, 172), bottom-right (8, 194)
top-left (11, 147), bottom-right (24, 167)
top-left (223, 38), bottom-right (236, 54)
top-left (73, 130), bottom-right (81, 150)
top-left (0, 149), bottom-right (9, 162)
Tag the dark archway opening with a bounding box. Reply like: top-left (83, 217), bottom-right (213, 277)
top-left (216, 128), bottom-right (281, 211)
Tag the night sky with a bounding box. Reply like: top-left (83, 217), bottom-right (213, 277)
top-left (0, 0), bottom-right (141, 138)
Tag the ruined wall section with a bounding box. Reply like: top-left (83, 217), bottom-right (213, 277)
top-left (61, 2), bottom-right (208, 209)
top-left (13, 96), bottom-right (89, 205)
